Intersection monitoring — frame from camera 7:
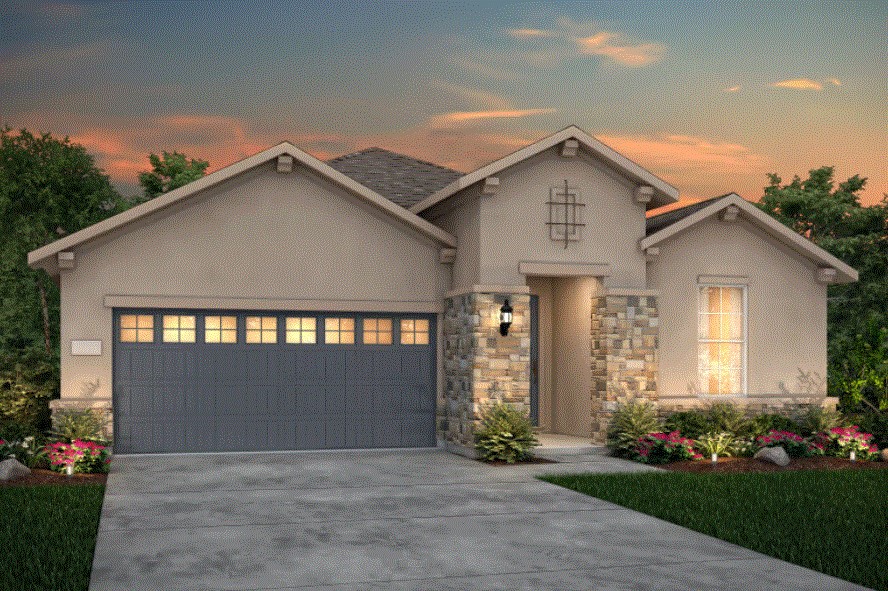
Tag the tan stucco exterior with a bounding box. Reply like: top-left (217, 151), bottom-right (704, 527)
top-left (30, 126), bottom-right (853, 452)
top-left (58, 162), bottom-right (449, 404)
top-left (648, 216), bottom-right (828, 399)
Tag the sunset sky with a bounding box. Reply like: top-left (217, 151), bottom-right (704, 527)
top-left (2, 0), bottom-right (885, 206)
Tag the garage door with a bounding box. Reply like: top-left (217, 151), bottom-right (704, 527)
top-left (112, 310), bottom-right (436, 453)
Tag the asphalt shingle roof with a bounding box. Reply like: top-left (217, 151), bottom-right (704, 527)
top-left (645, 194), bottom-right (733, 235)
top-left (327, 148), bottom-right (463, 209)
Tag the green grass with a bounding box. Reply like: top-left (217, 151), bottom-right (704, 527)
top-left (0, 485), bottom-right (105, 591)
top-left (541, 470), bottom-right (888, 591)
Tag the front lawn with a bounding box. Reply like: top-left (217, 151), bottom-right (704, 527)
top-left (541, 470), bottom-right (887, 591)
top-left (0, 484), bottom-right (105, 591)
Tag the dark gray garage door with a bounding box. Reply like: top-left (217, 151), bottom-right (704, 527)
top-left (112, 310), bottom-right (436, 453)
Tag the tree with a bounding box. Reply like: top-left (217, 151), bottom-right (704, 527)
top-left (0, 128), bottom-right (126, 358)
top-left (757, 167), bottom-right (888, 409)
top-left (138, 150), bottom-right (209, 200)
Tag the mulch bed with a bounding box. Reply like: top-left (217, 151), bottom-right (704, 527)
top-left (480, 457), bottom-right (558, 466)
top-left (0, 468), bottom-right (107, 487)
top-left (662, 456), bottom-right (888, 474)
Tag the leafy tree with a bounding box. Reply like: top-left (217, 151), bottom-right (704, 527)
top-left (757, 167), bottom-right (888, 410)
top-left (0, 128), bottom-right (126, 358)
top-left (138, 150), bottom-right (209, 200)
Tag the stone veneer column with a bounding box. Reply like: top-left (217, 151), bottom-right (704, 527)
top-left (440, 290), bottom-right (531, 456)
top-left (590, 289), bottom-right (659, 444)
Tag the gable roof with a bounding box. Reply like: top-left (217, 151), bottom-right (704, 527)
top-left (327, 147), bottom-right (463, 209)
top-left (28, 142), bottom-right (456, 275)
top-left (410, 125), bottom-right (680, 214)
top-left (641, 193), bottom-right (858, 283)
top-left (645, 194), bottom-right (732, 235)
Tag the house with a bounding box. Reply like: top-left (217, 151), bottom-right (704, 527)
top-left (27, 126), bottom-right (857, 455)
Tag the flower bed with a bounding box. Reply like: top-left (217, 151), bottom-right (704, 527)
top-left (45, 439), bottom-right (111, 474)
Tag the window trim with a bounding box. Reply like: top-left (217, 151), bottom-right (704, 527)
top-left (696, 283), bottom-right (748, 397)
top-left (285, 316), bottom-right (318, 345)
top-left (119, 313), bottom-right (156, 343)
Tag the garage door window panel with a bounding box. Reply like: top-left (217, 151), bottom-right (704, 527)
top-left (362, 318), bottom-right (392, 345)
top-left (286, 317), bottom-right (317, 344)
top-left (325, 318), bottom-right (355, 344)
top-left (205, 315), bottom-right (237, 344)
top-left (246, 316), bottom-right (278, 344)
top-left (120, 314), bottom-right (154, 343)
top-left (162, 315), bottom-right (196, 343)
top-left (400, 318), bottom-right (430, 345)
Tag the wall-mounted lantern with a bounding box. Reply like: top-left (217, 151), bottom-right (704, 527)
top-left (499, 299), bottom-right (513, 336)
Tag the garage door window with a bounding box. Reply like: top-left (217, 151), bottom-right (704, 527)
top-left (324, 318), bottom-right (355, 344)
top-left (205, 315), bottom-right (237, 344)
top-left (362, 318), bottom-right (392, 344)
top-left (400, 318), bottom-right (429, 345)
top-left (162, 315), bottom-right (196, 343)
top-left (286, 317), bottom-right (317, 344)
top-left (120, 314), bottom-right (154, 343)
top-left (246, 316), bottom-right (278, 344)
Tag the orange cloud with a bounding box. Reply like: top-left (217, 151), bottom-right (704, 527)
top-left (431, 81), bottom-right (513, 110)
top-left (507, 28), bottom-right (555, 39)
top-left (771, 78), bottom-right (824, 90)
top-left (430, 108), bottom-right (556, 127)
top-left (724, 85), bottom-right (741, 93)
top-left (827, 78), bottom-right (842, 86)
top-left (576, 33), bottom-right (666, 66)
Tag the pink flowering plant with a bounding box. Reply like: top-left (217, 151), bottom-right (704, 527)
top-left (815, 426), bottom-right (879, 461)
top-left (45, 439), bottom-right (111, 474)
top-left (755, 429), bottom-right (822, 458)
top-left (630, 431), bottom-right (703, 464)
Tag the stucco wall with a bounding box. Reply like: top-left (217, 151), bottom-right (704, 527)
top-left (648, 216), bottom-right (828, 400)
top-left (477, 148), bottom-right (648, 288)
top-left (58, 162), bottom-right (447, 403)
top-left (429, 195), bottom-right (480, 290)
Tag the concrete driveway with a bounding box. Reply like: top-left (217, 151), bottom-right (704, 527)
top-left (90, 448), bottom-right (867, 591)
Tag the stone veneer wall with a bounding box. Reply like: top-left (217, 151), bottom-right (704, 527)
top-left (590, 290), bottom-right (659, 444)
top-left (440, 291), bottom-right (531, 455)
top-left (657, 396), bottom-right (839, 417)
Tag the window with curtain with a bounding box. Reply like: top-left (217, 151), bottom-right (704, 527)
top-left (698, 286), bottom-right (746, 395)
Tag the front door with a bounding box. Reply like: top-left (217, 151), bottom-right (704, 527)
top-left (529, 294), bottom-right (539, 426)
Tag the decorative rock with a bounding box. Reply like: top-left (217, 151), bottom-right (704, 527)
top-left (881, 448), bottom-right (888, 463)
top-left (0, 458), bottom-right (31, 481)
top-left (754, 446), bottom-right (790, 467)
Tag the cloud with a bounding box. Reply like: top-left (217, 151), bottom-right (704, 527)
top-left (771, 78), bottom-right (824, 90)
top-left (506, 19), bottom-right (666, 68)
top-left (429, 109), bottom-right (556, 127)
top-left (598, 133), bottom-right (769, 172)
top-left (827, 78), bottom-right (842, 86)
top-left (0, 42), bottom-right (108, 78)
top-left (431, 81), bottom-right (512, 110)
top-left (724, 85), bottom-right (741, 93)
top-left (507, 28), bottom-right (555, 39)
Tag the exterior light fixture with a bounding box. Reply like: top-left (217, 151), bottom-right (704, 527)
top-left (711, 453), bottom-right (718, 464)
top-left (499, 299), bottom-right (513, 336)
top-left (849, 450), bottom-right (856, 462)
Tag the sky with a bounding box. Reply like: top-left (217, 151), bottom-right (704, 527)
top-left (2, 0), bottom-right (885, 207)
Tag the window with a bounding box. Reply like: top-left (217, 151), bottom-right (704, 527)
top-left (286, 317), bottom-right (317, 344)
top-left (120, 314), bottom-right (154, 343)
top-left (324, 318), bottom-right (355, 344)
top-left (400, 318), bottom-right (430, 345)
top-left (162, 315), bottom-right (196, 343)
top-left (245, 316), bottom-right (277, 344)
top-left (205, 315), bottom-right (237, 344)
top-left (362, 318), bottom-right (392, 344)
top-left (698, 286), bottom-right (746, 395)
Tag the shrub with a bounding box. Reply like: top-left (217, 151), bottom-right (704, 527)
top-left (0, 434), bottom-right (49, 469)
top-left (629, 431), bottom-right (702, 464)
top-left (797, 406), bottom-right (842, 436)
top-left (0, 349), bottom-right (58, 434)
top-left (705, 402), bottom-right (750, 436)
top-left (844, 411), bottom-right (888, 449)
top-left (607, 399), bottom-right (662, 456)
top-left (748, 413), bottom-right (800, 439)
top-left (45, 439), bottom-right (111, 474)
top-left (755, 430), bottom-right (822, 458)
top-left (663, 410), bottom-right (710, 440)
top-left (474, 402), bottom-right (539, 463)
top-left (815, 426), bottom-right (879, 461)
top-left (51, 408), bottom-right (107, 443)
top-left (695, 432), bottom-right (740, 457)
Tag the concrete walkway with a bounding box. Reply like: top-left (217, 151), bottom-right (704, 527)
top-left (90, 448), bottom-right (868, 590)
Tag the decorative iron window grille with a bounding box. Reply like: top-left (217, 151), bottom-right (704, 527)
top-left (546, 179), bottom-right (585, 248)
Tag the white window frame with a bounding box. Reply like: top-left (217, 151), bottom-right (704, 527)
top-left (697, 283), bottom-right (748, 396)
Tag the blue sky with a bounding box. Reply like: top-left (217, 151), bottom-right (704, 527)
top-left (2, 0), bottom-right (885, 204)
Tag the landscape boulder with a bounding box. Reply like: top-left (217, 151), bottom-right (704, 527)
top-left (0, 458), bottom-right (31, 481)
top-left (754, 446), bottom-right (790, 467)
top-left (881, 448), bottom-right (888, 463)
